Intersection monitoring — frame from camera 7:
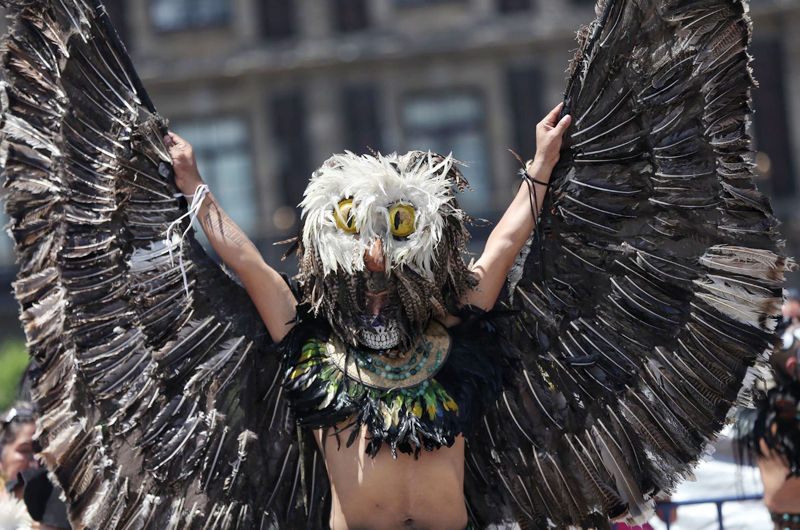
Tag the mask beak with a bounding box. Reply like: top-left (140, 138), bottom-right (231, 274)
top-left (365, 237), bottom-right (385, 272)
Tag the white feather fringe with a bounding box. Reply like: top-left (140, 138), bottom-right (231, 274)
top-left (300, 151), bottom-right (466, 279)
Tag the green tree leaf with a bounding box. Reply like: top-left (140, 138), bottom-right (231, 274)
top-left (0, 339), bottom-right (28, 411)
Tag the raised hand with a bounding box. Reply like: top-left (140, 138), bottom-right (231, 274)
top-left (164, 132), bottom-right (205, 196)
top-left (531, 101), bottom-right (572, 172)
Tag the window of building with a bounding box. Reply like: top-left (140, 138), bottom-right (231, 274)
top-left (508, 65), bottom-right (544, 158)
top-left (334, 0), bottom-right (369, 32)
top-left (498, 0), bottom-right (532, 13)
top-left (751, 37), bottom-right (796, 197)
top-left (403, 92), bottom-right (490, 215)
top-left (271, 92), bottom-right (310, 232)
top-left (150, 0), bottom-right (230, 32)
top-left (344, 85), bottom-right (384, 154)
top-left (260, 0), bottom-right (297, 41)
top-left (170, 117), bottom-right (258, 236)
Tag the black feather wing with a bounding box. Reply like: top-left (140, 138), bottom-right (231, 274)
top-left (468, 0), bottom-right (794, 527)
top-left (0, 2), bottom-right (324, 529)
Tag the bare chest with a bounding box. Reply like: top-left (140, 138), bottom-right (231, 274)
top-left (316, 427), bottom-right (468, 530)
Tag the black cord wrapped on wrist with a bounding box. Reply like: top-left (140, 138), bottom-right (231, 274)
top-left (511, 149), bottom-right (555, 311)
top-left (522, 171), bottom-right (551, 189)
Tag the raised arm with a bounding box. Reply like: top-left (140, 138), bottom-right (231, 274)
top-left (165, 133), bottom-right (298, 342)
top-left (462, 103), bottom-right (571, 311)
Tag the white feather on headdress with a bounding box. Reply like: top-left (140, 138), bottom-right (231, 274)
top-left (300, 151), bottom-right (466, 279)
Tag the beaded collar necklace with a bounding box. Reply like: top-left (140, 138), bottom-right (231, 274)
top-left (327, 320), bottom-right (452, 390)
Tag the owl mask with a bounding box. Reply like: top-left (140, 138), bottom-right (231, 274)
top-left (293, 151), bottom-right (478, 351)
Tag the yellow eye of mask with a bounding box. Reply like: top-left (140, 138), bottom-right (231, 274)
top-left (335, 199), bottom-right (357, 233)
top-left (389, 204), bottom-right (416, 237)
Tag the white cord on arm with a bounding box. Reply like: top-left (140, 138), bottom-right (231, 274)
top-left (166, 183), bottom-right (211, 296)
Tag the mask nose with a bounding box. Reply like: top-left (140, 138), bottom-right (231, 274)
top-left (366, 296), bottom-right (388, 318)
top-left (365, 237), bottom-right (385, 272)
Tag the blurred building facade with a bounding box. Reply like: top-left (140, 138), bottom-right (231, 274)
top-left (0, 0), bottom-right (799, 325)
top-left (114, 0), bottom-right (596, 269)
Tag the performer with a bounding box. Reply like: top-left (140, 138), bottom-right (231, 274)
top-left (0, 0), bottom-right (792, 529)
top-left (161, 105), bottom-right (568, 530)
top-left (736, 326), bottom-right (800, 530)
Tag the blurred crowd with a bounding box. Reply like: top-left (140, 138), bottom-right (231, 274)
top-left (0, 397), bottom-right (70, 529)
top-left (760, 290), bottom-right (800, 527)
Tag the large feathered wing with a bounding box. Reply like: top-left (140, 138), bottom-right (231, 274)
top-left (467, 0), bottom-right (794, 528)
top-left (0, 2), bottom-right (326, 529)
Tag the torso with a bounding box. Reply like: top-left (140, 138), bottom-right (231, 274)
top-left (315, 426), bottom-right (468, 530)
top-left (758, 441), bottom-right (800, 518)
top-left (314, 315), bottom-right (467, 530)
top-left (283, 310), bottom-right (505, 530)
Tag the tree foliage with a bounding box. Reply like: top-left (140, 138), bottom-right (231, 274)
top-left (0, 339), bottom-right (28, 411)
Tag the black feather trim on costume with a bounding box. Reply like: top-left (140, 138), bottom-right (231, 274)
top-left (734, 379), bottom-right (800, 477)
top-left (280, 303), bottom-right (516, 458)
top-left (438, 308), bottom-right (520, 438)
